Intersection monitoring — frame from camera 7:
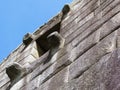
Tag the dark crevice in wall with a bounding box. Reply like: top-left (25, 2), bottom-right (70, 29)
top-left (36, 23), bottom-right (61, 55)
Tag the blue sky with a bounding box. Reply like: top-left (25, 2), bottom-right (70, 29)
top-left (0, 0), bottom-right (72, 63)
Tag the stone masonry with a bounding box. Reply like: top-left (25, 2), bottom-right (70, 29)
top-left (0, 0), bottom-right (120, 90)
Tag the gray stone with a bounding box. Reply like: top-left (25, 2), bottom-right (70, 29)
top-left (23, 33), bottom-right (33, 45)
top-left (65, 1), bottom-right (120, 45)
top-left (6, 62), bottom-right (27, 89)
top-left (74, 48), bottom-right (120, 90)
top-left (36, 67), bottom-right (69, 90)
top-left (69, 31), bottom-right (117, 80)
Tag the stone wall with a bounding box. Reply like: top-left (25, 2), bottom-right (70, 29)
top-left (0, 0), bottom-right (120, 90)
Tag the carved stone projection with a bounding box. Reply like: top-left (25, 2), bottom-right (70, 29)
top-left (3, 3), bottom-right (69, 90)
top-left (23, 33), bottom-right (33, 45)
top-left (44, 31), bottom-right (65, 64)
top-left (62, 4), bottom-right (70, 15)
top-left (1, 0), bottom-right (120, 90)
top-left (6, 62), bottom-right (27, 90)
top-left (61, 4), bottom-right (70, 20)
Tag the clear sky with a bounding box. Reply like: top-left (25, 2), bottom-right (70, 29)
top-left (0, 0), bottom-right (72, 63)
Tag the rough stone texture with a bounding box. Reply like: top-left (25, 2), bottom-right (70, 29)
top-left (59, 49), bottom-right (120, 90)
top-left (0, 0), bottom-right (120, 90)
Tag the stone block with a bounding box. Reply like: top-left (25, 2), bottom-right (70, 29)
top-left (66, 13), bottom-right (120, 60)
top-left (29, 47), bottom-right (68, 80)
top-left (17, 42), bottom-right (40, 63)
top-left (4, 51), bottom-right (48, 90)
top-left (68, 30), bottom-right (100, 62)
top-left (73, 48), bottom-right (120, 90)
top-left (22, 51), bottom-right (70, 87)
top-left (111, 12), bottom-right (120, 24)
top-left (36, 67), bottom-right (69, 90)
top-left (19, 55), bottom-right (36, 65)
top-left (102, 0), bottom-right (120, 16)
top-left (26, 52), bottom-right (49, 79)
top-left (70, 0), bottom-right (81, 7)
top-left (0, 82), bottom-right (10, 90)
top-left (66, 3), bottom-right (120, 48)
top-left (64, 12), bottom-right (94, 38)
top-left (17, 49), bottom-right (31, 62)
top-left (94, 0), bottom-right (113, 15)
top-left (21, 75), bottom-right (41, 90)
top-left (20, 67), bottom-right (69, 90)
top-left (0, 73), bottom-right (9, 88)
top-left (10, 74), bottom-right (32, 90)
top-left (36, 55), bottom-right (71, 85)
top-left (116, 29), bottom-right (120, 48)
top-left (61, 0), bottom-right (98, 37)
top-left (61, 0), bottom-right (94, 30)
top-left (69, 31), bottom-right (117, 80)
top-left (65, 1), bottom-right (120, 46)
top-left (30, 47), bottom-right (39, 59)
top-left (23, 42), bottom-right (37, 52)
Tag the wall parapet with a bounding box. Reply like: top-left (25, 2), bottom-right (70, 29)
top-left (1, 0), bottom-right (120, 90)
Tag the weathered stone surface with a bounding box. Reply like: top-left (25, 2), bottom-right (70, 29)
top-left (68, 30), bottom-right (100, 62)
top-left (61, 0), bottom-right (98, 36)
top-left (0, 73), bottom-right (9, 88)
top-left (36, 54), bottom-right (71, 85)
top-left (64, 11), bottom-right (94, 38)
top-left (62, 0), bottom-right (92, 25)
top-left (94, 0), bottom-right (114, 15)
top-left (12, 49), bottom-right (71, 90)
top-left (74, 48), bottom-right (120, 90)
top-left (66, 14), bottom-right (120, 63)
top-left (10, 74), bottom-right (32, 90)
top-left (102, 0), bottom-right (120, 16)
top-left (20, 67), bottom-right (69, 90)
top-left (30, 47), bottom-right (40, 59)
top-left (0, 82), bottom-right (10, 90)
top-left (36, 67), bottom-right (69, 90)
top-left (1, 51), bottom-right (48, 90)
top-left (19, 55), bottom-right (36, 65)
top-left (17, 42), bottom-right (41, 64)
top-left (58, 48), bottom-right (120, 90)
top-left (1, 0), bottom-right (120, 90)
top-left (69, 31), bottom-right (117, 80)
top-left (65, 1), bottom-right (120, 45)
